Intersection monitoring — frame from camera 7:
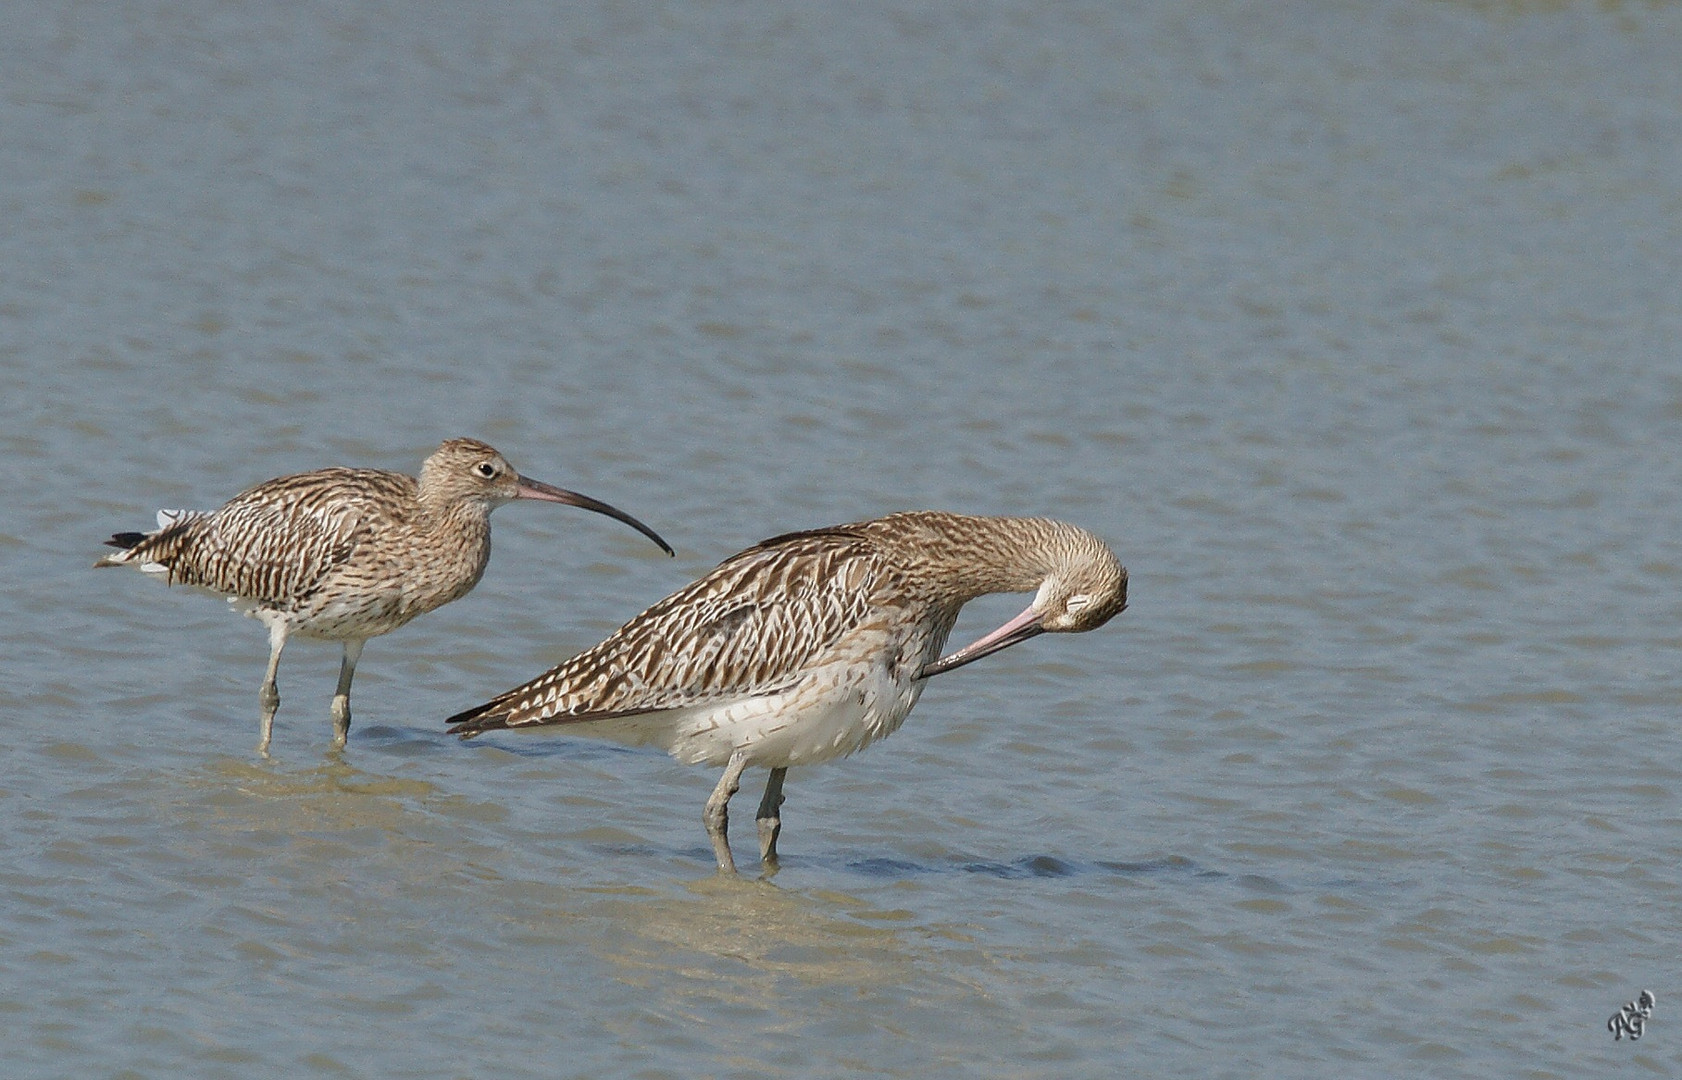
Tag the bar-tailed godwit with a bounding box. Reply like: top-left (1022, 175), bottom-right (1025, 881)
top-left (446, 511), bottom-right (1126, 873)
top-left (98, 438), bottom-right (673, 754)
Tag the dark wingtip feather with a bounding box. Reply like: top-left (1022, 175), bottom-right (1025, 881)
top-left (104, 532), bottom-right (147, 550)
top-left (445, 702), bottom-right (513, 739)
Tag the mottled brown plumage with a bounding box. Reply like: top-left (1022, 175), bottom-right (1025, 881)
top-left (98, 438), bottom-right (673, 753)
top-left (447, 511), bottom-right (1127, 873)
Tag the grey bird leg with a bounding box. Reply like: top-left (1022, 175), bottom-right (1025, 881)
top-left (257, 617), bottom-right (288, 757)
top-left (704, 751), bottom-right (751, 873)
top-left (756, 767), bottom-right (787, 871)
top-left (330, 639), bottom-right (365, 749)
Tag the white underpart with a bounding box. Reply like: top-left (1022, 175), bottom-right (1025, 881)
top-left (281, 588), bottom-right (405, 640)
top-left (254, 606), bottom-right (289, 641)
top-left (569, 657), bottom-right (927, 769)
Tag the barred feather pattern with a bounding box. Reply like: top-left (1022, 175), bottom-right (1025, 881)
top-left (447, 511), bottom-right (1128, 768)
top-left (99, 464), bottom-right (493, 641)
top-left (95, 437), bottom-right (683, 754)
top-left (456, 533), bottom-right (899, 713)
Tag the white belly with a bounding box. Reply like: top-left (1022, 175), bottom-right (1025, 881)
top-left (570, 659), bottom-right (927, 769)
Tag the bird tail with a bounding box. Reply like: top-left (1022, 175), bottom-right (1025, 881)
top-left (94, 509), bottom-right (201, 573)
top-left (446, 664), bottom-right (652, 740)
top-left (101, 531), bottom-right (149, 553)
top-left (445, 692), bottom-right (523, 738)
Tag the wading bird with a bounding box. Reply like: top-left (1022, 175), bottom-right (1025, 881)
top-left (446, 511), bottom-right (1125, 873)
top-left (98, 438), bottom-right (673, 753)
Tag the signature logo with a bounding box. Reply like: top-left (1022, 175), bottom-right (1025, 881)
top-left (1608, 990), bottom-right (1656, 1041)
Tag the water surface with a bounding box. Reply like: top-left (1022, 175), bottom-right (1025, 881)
top-left (3, 2), bottom-right (1681, 1076)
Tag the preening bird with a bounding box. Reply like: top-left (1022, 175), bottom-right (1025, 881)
top-left (446, 511), bottom-right (1126, 873)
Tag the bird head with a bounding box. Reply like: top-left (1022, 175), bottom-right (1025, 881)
top-left (422, 438), bottom-right (674, 555)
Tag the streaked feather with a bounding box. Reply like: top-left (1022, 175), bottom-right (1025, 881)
top-left (445, 510), bottom-right (1129, 868)
top-left (449, 528), bottom-right (899, 731)
top-left (96, 437), bottom-right (673, 751)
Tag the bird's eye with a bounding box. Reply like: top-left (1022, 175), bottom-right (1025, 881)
top-left (475, 462), bottom-right (498, 479)
top-left (1066, 594), bottom-right (1091, 613)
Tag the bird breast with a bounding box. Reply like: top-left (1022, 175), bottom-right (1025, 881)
top-left (286, 513), bottom-right (492, 638)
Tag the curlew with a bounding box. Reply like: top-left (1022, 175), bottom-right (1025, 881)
top-left (446, 511), bottom-right (1127, 873)
top-left (98, 438), bottom-right (674, 754)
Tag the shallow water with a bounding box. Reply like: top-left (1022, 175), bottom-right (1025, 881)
top-left (3, 1), bottom-right (1681, 1076)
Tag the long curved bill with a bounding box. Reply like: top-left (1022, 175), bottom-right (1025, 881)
top-left (515, 477), bottom-right (675, 556)
top-left (918, 602), bottom-right (1045, 679)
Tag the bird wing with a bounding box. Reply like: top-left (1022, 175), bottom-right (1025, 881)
top-left (448, 528), bottom-right (891, 735)
top-left (136, 468), bottom-right (414, 605)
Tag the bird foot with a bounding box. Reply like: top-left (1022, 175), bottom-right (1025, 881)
top-left (330, 696), bottom-right (351, 748)
top-left (705, 753), bottom-right (749, 874)
top-left (705, 795), bottom-right (738, 873)
top-left (756, 816), bottom-right (781, 871)
top-left (711, 837), bottom-right (737, 875)
top-left (257, 687), bottom-right (278, 757)
top-left (754, 766), bottom-right (786, 874)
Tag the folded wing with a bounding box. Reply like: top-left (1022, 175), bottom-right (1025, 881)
top-left (447, 528), bottom-right (887, 736)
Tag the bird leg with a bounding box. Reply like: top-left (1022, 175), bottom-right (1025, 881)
top-left (756, 767), bottom-right (787, 871)
top-left (256, 617), bottom-right (288, 757)
top-left (704, 751), bottom-right (751, 874)
top-left (330, 639), bottom-right (365, 749)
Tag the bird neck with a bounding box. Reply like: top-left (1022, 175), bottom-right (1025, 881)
top-left (414, 489), bottom-right (494, 544)
top-left (881, 512), bottom-right (1071, 602)
top-left (403, 496), bottom-right (495, 607)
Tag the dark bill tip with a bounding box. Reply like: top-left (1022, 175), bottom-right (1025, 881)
top-left (516, 478), bottom-right (675, 556)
